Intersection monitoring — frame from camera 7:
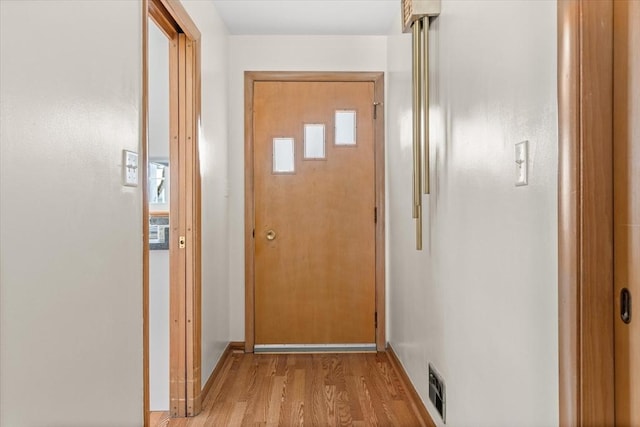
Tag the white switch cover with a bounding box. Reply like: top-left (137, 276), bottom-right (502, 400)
top-left (123, 150), bottom-right (138, 187)
top-left (515, 141), bottom-right (528, 187)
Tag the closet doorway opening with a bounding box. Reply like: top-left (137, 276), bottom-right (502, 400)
top-left (142, 0), bottom-right (202, 423)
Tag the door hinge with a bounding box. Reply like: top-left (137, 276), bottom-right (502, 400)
top-left (374, 207), bottom-right (378, 223)
top-left (373, 102), bottom-right (381, 119)
top-left (375, 312), bottom-right (378, 329)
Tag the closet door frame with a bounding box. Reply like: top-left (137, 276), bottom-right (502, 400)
top-left (142, 0), bottom-right (202, 423)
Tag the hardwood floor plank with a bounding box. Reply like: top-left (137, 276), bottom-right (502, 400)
top-left (217, 354), bottom-right (251, 406)
top-left (307, 355), bottom-right (330, 426)
top-left (344, 371), bottom-right (365, 422)
top-left (324, 384), bottom-right (337, 426)
top-left (275, 354), bottom-right (288, 376)
top-left (207, 401), bottom-right (234, 426)
top-left (205, 355), bottom-right (238, 407)
top-left (166, 417), bottom-right (188, 427)
top-left (244, 373), bottom-right (270, 424)
top-left (266, 375), bottom-right (285, 426)
top-left (150, 411), bottom-right (170, 427)
top-left (355, 373), bottom-right (386, 425)
top-left (335, 389), bottom-right (354, 426)
top-left (371, 353), bottom-right (402, 400)
top-left (228, 402), bottom-right (248, 426)
top-left (239, 354), bottom-right (260, 403)
top-left (152, 351), bottom-right (431, 426)
top-left (390, 400), bottom-right (421, 427)
top-left (277, 364), bottom-right (298, 426)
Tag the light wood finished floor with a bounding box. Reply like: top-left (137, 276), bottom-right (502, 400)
top-left (151, 351), bottom-right (432, 426)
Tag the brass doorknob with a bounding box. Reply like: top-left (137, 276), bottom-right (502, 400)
top-left (266, 230), bottom-right (277, 241)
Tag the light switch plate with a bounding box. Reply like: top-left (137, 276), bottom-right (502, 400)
top-left (515, 141), bottom-right (528, 187)
top-left (123, 150), bottom-right (138, 187)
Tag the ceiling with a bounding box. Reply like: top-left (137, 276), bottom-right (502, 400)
top-left (212, 0), bottom-right (399, 36)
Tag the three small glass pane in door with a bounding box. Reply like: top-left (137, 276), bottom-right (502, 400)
top-left (272, 110), bottom-right (357, 174)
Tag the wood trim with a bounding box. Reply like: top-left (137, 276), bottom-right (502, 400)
top-left (184, 35), bottom-right (202, 417)
top-left (149, 211), bottom-right (170, 217)
top-left (386, 346), bottom-right (436, 427)
top-left (373, 74), bottom-right (386, 352)
top-left (194, 37), bottom-right (203, 417)
top-left (185, 34), bottom-right (195, 416)
top-left (169, 31), bottom-right (183, 418)
top-left (244, 71), bottom-right (387, 352)
top-left (557, 1), bottom-right (615, 425)
top-left (244, 75), bottom-right (255, 353)
top-left (147, 0), bottom-right (202, 419)
top-left (613, 1), bottom-right (640, 423)
top-left (148, 0), bottom-right (179, 39)
top-left (157, 0), bottom-right (200, 41)
top-left (244, 71), bottom-right (384, 83)
top-left (200, 342), bottom-right (245, 400)
top-left (142, 1), bottom-right (150, 425)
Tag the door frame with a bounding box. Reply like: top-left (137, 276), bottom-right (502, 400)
top-left (557, 0), bottom-right (616, 424)
top-left (244, 71), bottom-right (386, 352)
top-left (142, 0), bottom-right (202, 423)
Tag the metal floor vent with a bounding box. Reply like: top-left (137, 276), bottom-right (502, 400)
top-left (428, 363), bottom-right (446, 423)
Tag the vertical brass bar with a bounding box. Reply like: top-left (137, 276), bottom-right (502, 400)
top-left (412, 21), bottom-right (422, 219)
top-left (421, 17), bottom-right (430, 195)
top-left (412, 20), bottom-right (423, 250)
top-left (416, 204), bottom-right (423, 250)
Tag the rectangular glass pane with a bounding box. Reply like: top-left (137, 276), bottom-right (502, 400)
top-left (335, 110), bottom-right (357, 145)
top-left (273, 137), bottom-right (295, 173)
top-left (148, 162), bottom-right (169, 204)
top-left (304, 124), bottom-right (325, 159)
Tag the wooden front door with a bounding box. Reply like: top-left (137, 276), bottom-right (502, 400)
top-left (251, 80), bottom-right (377, 348)
top-left (614, 0), bottom-right (640, 424)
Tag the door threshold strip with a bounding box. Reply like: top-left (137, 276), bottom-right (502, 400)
top-left (254, 344), bottom-right (377, 353)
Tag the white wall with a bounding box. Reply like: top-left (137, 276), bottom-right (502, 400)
top-left (181, 0), bottom-right (231, 385)
top-left (0, 1), bottom-right (143, 426)
top-left (149, 251), bottom-right (170, 411)
top-left (387, 1), bottom-right (559, 426)
top-left (149, 22), bottom-right (170, 162)
top-left (0, 1), bottom-right (231, 424)
top-left (227, 35), bottom-right (387, 339)
top-left (148, 20), bottom-right (171, 412)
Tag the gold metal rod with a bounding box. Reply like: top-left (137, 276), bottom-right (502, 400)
top-left (412, 21), bottom-right (422, 219)
top-left (416, 204), bottom-right (423, 251)
top-left (421, 17), bottom-right (430, 195)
